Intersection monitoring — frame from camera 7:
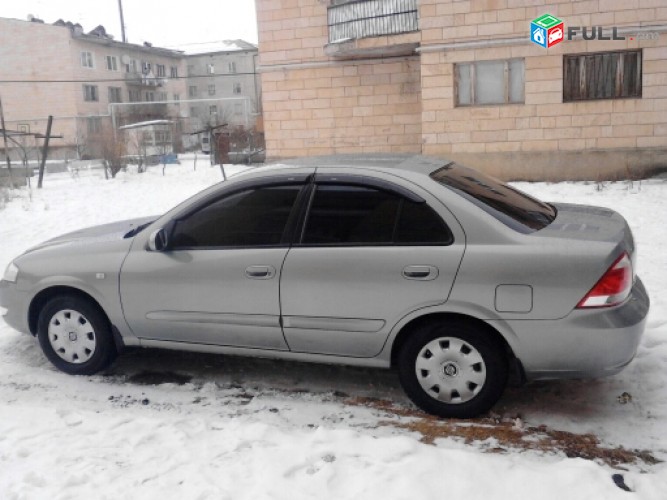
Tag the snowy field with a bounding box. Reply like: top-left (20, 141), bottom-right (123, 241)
top-left (0, 157), bottom-right (666, 499)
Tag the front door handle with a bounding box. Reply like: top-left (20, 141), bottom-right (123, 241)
top-left (402, 265), bottom-right (438, 281)
top-left (245, 265), bottom-right (276, 279)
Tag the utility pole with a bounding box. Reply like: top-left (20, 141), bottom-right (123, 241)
top-left (0, 95), bottom-right (15, 189)
top-left (118, 0), bottom-right (127, 43)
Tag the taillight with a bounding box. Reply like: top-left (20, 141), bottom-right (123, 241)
top-left (576, 253), bottom-right (633, 308)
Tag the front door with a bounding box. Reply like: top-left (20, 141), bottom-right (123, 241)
top-left (120, 182), bottom-right (305, 349)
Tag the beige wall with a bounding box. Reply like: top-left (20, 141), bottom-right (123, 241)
top-left (258, 0), bottom-right (667, 178)
top-left (419, 0), bottom-right (667, 179)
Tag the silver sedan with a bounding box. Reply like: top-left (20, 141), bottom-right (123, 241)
top-left (0, 154), bottom-right (650, 418)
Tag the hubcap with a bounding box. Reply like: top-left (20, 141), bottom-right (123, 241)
top-left (415, 337), bottom-right (486, 404)
top-left (48, 309), bottom-right (96, 364)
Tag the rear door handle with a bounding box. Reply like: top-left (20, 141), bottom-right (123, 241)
top-left (245, 265), bottom-right (276, 279)
top-left (402, 265), bottom-right (438, 281)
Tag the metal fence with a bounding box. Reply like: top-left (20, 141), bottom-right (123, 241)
top-left (327, 0), bottom-right (419, 43)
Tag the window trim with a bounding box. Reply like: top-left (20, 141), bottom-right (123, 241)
top-left (295, 177), bottom-right (454, 248)
top-left (455, 58), bottom-right (525, 107)
top-left (562, 49), bottom-right (642, 102)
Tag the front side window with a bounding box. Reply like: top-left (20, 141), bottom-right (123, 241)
top-left (563, 50), bottom-right (642, 102)
top-left (171, 185), bottom-right (302, 249)
top-left (233, 82), bottom-right (242, 94)
top-left (431, 163), bottom-right (556, 233)
top-left (156, 64), bottom-right (166, 77)
top-left (170, 66), bottom-right (179, 78)
top-left (456, 59), bottom-right (524, 106)
top-left (302, 184), bottom-right (452, 245)
top-left (208, 84), bottom-right (216, 96)
top-left (189, 85), bottom-right (197, 97)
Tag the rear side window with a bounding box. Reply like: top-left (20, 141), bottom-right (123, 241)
top-left (431, 163), bottom-right (556, 233)
top-left (171, 185), bottom-right (300, 248)
top-left (302, 184), bottom-right (452, 245)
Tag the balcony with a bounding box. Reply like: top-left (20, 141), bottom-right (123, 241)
top-left (325, 0), bottom-right (419, 58)
top-left (124, 71), bottom-right (164, 88)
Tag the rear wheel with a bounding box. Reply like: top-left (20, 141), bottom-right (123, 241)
top-left (37, 295), bottom-right (116, 375)
top-left (397, 321), bottom-right (508, 418)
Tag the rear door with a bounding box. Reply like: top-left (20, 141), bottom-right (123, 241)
top-left (280, 172), bottom-right (466, 357)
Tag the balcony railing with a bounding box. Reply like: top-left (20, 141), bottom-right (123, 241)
top-left (327, 0), bottom-right (419, 44)
top-left (124, 72), bottom-right (164, 88)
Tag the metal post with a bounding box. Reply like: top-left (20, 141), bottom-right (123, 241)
top-left (37, 115), bottom-right (53, 189)
top-left (0, 95), bottom-right (15, 189)
top-left (118, 0), bottom-right (127, 43)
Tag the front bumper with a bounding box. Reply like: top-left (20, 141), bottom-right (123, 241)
top-left (0, 279), bottom-right (31, 335)
top-left (495, 276), bottom-right (650, 380)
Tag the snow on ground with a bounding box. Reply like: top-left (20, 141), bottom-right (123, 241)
top-left (1, 159), bottom-right (666, 499)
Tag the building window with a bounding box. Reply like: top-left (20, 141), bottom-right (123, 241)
top-left (563, 50), bottom-right (642, 102)
top-left (156, 64), bottom-right (166, 77)
top-left (108, 87), bottom-right (122, 103)
top-left (208, 84), bottom-right (216, 96)
top-left (146, 91), bottom-right (155, 102)
top-left (81, 51), bottom-right (94, 68)
top-left (455, 59), bottom-right (524, 106)
top-left (170, 66), bottom-right (179, 78)
top-left (129, 89), bottom-right (141, 102)
top-left (173, 94), bottom-right (180, 101)
top-left (87, 117), bottom-right (101, 134)
top-left (106, 55), bottom-right (118, 71)
top-left (83, 84), bottom-right (98, 102)
top-left (210, 105), bottom-right (218, 115)
top-left (228, 62), bottom-right (237, 73)
top-left (157, 91), bottom-right (168, 101)
top-left (125, 59), bottom-right (137, 73)
top-left (207, 63), bottom-right (215, 74)
top-left (187, 64), bottom-right (195, 75)
top-left (142, 61), bottom-right (152, 74)
top-left (189, 85), bottom-right (197, 98)
top-left (233, 82), bottom-right (242, 94)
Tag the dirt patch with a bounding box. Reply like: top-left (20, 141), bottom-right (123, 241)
top-left (127, 371), bottom-right (193, 386)
top-left (345, 396), bottom-right (661, 468)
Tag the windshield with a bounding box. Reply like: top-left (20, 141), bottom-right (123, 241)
top-left (430, 163), bottom-right (556, 233)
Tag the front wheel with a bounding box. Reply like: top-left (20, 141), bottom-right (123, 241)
top-left (397, 321), bottom-right (508, 418)
top-left (37, 295), bottom-right (117, 375)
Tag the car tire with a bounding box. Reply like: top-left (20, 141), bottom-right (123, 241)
top-left (397, 321), bottom-right (508, 418)
top-left (37, 295), bottom-right (117, 375)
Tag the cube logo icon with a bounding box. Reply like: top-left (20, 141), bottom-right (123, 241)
top-left (531, 14), bottom-right (564, 48)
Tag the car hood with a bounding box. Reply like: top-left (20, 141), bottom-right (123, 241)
top-left (23, 216), bottom-right (158, 254)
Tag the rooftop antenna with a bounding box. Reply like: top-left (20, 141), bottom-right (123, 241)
top-left (117, 0), bottom-right (127, 43)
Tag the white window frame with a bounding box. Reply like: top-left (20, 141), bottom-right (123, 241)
top-left (83, 84), bottom-right (98, 102)
top-left (106, 55), bottom-right (118, 71)
top-left (81, 51), bottom-right (94, 68)
top-left (455, 58), bottom-right (525, 107)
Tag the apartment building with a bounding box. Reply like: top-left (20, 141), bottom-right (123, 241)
top-left (257, 0), bottom-right (667, 180)
top-left (185, 40), bottom-right (262, 131)
top-left (0, 16), bottom-right (187, 160)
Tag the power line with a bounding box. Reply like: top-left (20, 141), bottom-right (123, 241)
top-left (0, 72), bottom-right (259, 84)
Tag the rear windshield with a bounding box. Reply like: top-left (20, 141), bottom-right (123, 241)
top-left (430, 163), bottom-right (556, 233)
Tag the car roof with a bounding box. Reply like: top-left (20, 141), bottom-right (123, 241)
top-left (259, 153), bottom-right (451, 176)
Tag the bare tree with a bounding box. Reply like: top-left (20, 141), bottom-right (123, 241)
top-left (88, 123), bottom-right (127, 179)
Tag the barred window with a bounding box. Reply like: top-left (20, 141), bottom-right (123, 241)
top-left (563, 50), bottom-right (642, 102)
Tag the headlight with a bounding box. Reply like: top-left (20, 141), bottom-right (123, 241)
top-left (2, 262), bottom-right (19, 283)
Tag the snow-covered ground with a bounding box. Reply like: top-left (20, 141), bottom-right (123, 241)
top-left (0, 158), bottom-right (666, 499)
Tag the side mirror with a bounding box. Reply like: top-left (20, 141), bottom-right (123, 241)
top-left (148, 228), bottom-right (168, 252)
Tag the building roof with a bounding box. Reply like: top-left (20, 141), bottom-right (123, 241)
top-left (183, 39), bottom-right (258, 56)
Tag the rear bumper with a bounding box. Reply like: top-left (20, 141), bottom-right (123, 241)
top-left (0, 279), bottom-right (31, 335)
top-left (497, 276), bottom-right (649, 380)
